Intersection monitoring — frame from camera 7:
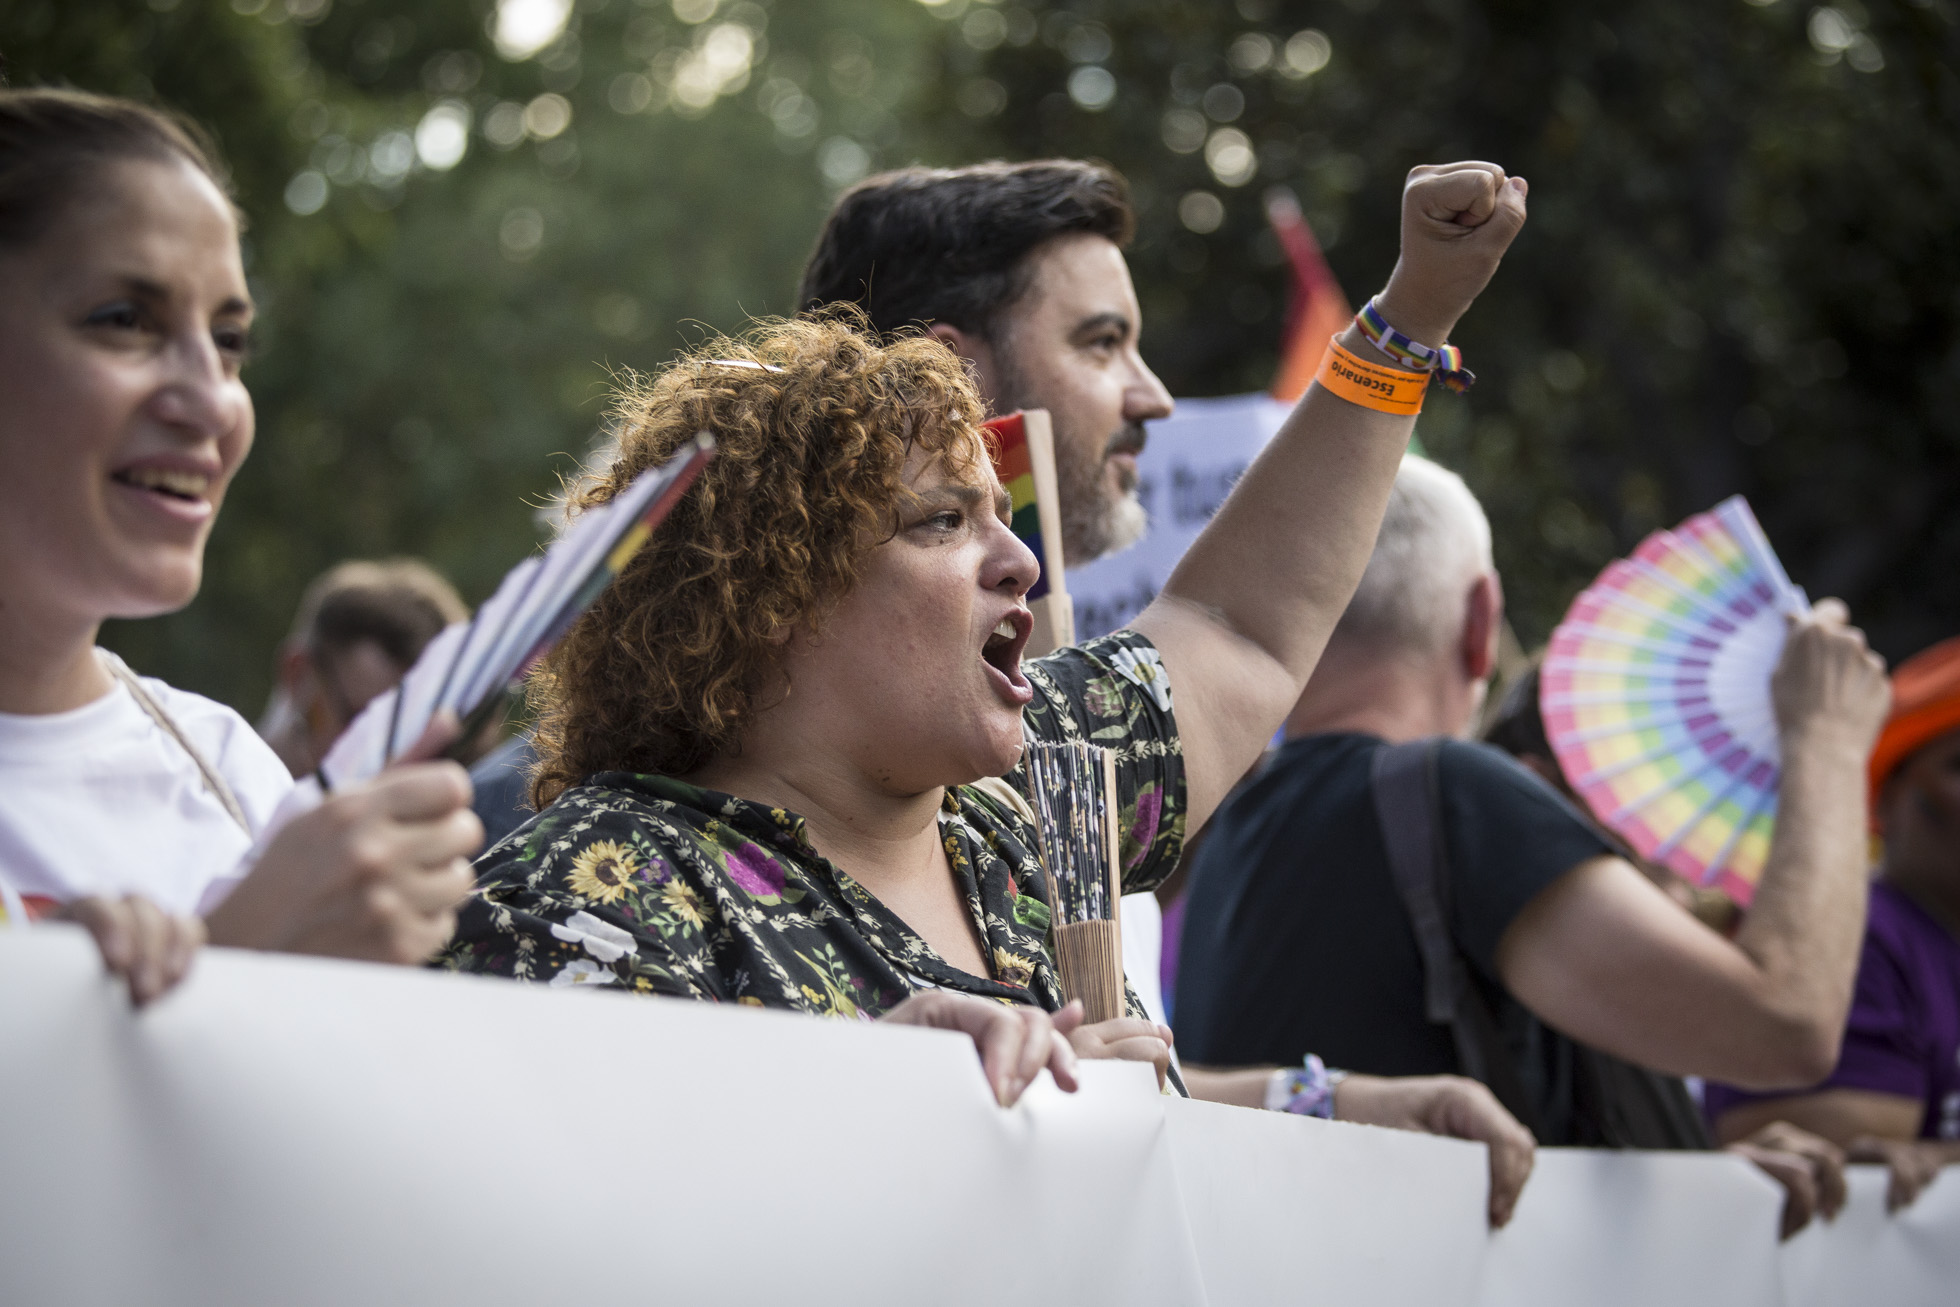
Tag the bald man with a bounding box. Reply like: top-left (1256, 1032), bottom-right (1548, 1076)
top-left (1177, 456), bottom-right (1890, 1156)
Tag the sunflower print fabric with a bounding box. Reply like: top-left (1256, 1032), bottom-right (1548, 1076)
top-left (439, 630), bottom-right (1186, 1027)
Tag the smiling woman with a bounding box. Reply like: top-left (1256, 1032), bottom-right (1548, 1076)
top-left (0, 89), bottom-right (483, 999)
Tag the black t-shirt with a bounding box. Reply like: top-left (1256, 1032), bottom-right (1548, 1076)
top-left (1174, 732), bottom-right (1611, 1138)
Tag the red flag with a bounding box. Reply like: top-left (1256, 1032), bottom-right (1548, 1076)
top-left (1266, 188), bottom-right (1353, 402)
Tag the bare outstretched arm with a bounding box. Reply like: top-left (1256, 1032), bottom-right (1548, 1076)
top-left (1496, 603), bottom-right (1889, 1088)
top-left (1132, 163), bottom-right (1529, 831)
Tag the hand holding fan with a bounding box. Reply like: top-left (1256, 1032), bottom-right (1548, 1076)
top-left (1022, 741), bottom-right (1124, 1021)
top-left (1540, 496), bottom-right (1807, 906)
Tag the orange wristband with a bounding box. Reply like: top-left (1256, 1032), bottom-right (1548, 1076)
top-left (1314, 338), bottom-right (1428, 416)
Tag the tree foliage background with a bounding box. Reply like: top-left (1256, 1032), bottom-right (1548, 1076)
top-left (4, 0), bottom-right (1956, 716)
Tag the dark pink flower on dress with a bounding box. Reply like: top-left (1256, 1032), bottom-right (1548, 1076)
top-left (726, 842), bottom-right (786, 898)
top-left (1126, 784), bottom-right (1162, 870)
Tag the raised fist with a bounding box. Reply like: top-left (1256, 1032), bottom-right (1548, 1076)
top-left (1375, 162), bottom-right (1529, 348)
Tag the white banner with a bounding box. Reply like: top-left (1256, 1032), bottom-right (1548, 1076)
top-left (1780, 1164), bottom-right (1960, 1306)
top-left (1, 927), bottom-right (1953, 1306)
top-left (1163, 1095), bottom-right (1490, 1305)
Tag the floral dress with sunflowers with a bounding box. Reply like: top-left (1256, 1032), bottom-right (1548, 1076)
top-left (439, 630), bottom-right (1184, 1026)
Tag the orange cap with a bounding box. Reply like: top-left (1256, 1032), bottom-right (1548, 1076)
top-left (1868, 635), bottom-right (1960, 811)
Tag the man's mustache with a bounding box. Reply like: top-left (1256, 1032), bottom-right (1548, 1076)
top-left (1104, 423), bottom-right (1148, 460)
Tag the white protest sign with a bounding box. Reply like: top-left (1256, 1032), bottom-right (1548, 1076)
top-left (1163, 1096), bottom-right (1488, 1307)
top-left (1473, 1147), bottom-right (1786, 1307)
top-left (1780, 1165), bottom-right (1960, 1307)
top-left (5, 926), bottom-right (1957, 1306)
top-left (1066, 392), bottom-right (1292, 641)
top-left (0, 927), bottom-right (1203, 1307)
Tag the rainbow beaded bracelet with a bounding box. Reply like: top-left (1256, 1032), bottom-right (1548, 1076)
top-left (1264, 1053), bottom-right (1350, 1118)
top-left (1356, 296), bottom-right (1476, 394)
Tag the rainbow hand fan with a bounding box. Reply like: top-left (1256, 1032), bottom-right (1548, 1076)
top-left (984, 410), bottom-right (1074, 656)
top-left (1540, 496), bottom-right (1807, 906)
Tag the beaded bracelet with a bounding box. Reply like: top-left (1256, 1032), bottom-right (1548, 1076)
top-left (1264, 1053), bottom-right (1349, 1119)
top-left (1355, 296), bottom-right (1476, 393)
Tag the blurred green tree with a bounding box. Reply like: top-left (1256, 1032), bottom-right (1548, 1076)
top-left (4, 0), bottom-right (1956, 717)
top-left (3, 0), bottom-right (952, 712)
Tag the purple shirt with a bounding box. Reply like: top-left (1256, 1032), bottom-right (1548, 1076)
top-left (1705, 881), bottom-right (1960, 1140)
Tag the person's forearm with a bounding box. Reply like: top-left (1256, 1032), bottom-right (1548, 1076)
top-left (1728, 722), bottom-right (1874, 1083)
top-left (1132, 166), bottom-right (1527, 827)
top-left (1132, 329), bottom-right (1418, 827)
top-left (1181, 1064), bottom-right (1282, 1109)
top-left (1714, 1087), bottom-right (1920, 1148)
top-left (1157, 315), bottom-right (1421, 688)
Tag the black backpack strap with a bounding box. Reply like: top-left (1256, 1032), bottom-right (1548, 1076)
top-left (1371, 739), bottom-right (1542, 1136)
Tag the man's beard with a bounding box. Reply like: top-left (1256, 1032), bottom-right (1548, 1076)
top-left (993, 349), bottom-right (1149, 568)
top-left (1054, 420), bottom-right (1149, 566)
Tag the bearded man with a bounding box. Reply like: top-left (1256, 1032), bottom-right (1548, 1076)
top-left (797, 160), bottom-right (1169, 568)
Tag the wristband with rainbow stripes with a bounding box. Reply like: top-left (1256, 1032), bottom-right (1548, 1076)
top-left (1356, 296), bottom-right (1476, 394)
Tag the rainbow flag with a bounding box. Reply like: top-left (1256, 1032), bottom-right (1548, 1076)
top-left (985, 412), bottom-right (1053, 601)
top-left (1266, 189), bottom-right (1354, 404)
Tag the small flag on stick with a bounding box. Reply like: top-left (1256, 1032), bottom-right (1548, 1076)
top-left (984, 410), bottom-right (1074, 658)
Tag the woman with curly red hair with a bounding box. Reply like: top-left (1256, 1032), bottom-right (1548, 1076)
top-left (444, 165), bottom-right (1529, 1108)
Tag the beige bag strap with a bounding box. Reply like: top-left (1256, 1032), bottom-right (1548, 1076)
top-left (98, 650), bottom-right (252, 834)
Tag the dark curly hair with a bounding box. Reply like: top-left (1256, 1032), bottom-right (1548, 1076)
top-left (529, 314), bottom-right (987, 806)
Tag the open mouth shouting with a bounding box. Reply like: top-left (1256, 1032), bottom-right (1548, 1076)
top-left (110, 459), bottom-right (219, 524)
top-left (982, 606), bottom-right (1036, 707)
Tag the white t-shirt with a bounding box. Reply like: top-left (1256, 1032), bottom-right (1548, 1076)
top-left (0, 664), bottom-right (293, 917)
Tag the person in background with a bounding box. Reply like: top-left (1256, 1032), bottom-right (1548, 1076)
top-left (258, 558), bottom-right (469, 779)
top-left (1174, 455), bottom-right (1889, 1235)
top-left (799, 160), bottom-right (1171, 574)
top-left (0, 89), bottom-right (481, 998)
top-left (470, 712), bottom-right (539, 849)
top-left (1708, 635), bottom-right (1960, 1211)
top-left (784, 158), bottom-right (1534, 1224)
